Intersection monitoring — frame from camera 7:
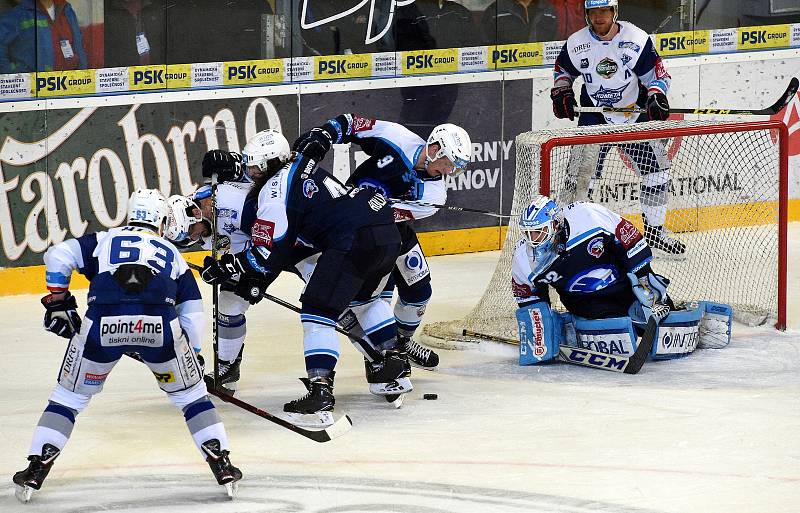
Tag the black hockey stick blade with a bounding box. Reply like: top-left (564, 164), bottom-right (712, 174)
top-left (387, 198), bottom-right (517, 218)
top-left (462, 329), bottom-right (518, 345)
top-left (207, 386), bottom-right (353, 443)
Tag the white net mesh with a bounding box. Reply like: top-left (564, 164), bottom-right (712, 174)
top-left (423, 120), bottom-right (785, 347)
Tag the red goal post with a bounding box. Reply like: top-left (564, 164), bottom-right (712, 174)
top-left (421, 119), bottom-right (788, 349)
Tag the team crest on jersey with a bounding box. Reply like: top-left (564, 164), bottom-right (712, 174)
top-left (217, 208), bottom-right (238, 219)
top-left (303, 178), bottom-right (319, 198)
top-left (615, 218), bottom-right (641, 249)
top-left (620, 54), bottom-right (632, 65)
top-left (590, 83), bottom-right (629, 106)
top-left (595, 58), bottom-right (618, 78)
top-left (587, 237), bottom-right (605, 258)
top-left (618, 41), bottom-right (641, 52)
top-left (351, 115), bottom-right (376, 133)
top-left (251, 219), bottom-right (275, 248)
top-left (580, 58), bottom-right (589, 69)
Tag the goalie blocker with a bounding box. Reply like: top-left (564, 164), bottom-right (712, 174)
top-left (516, 301), bottom-right (732, 368)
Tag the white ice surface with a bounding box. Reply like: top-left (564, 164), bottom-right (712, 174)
top-left (1, 226), bottom-right (798, 513)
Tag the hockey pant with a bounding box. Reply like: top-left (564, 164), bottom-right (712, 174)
top-left (299, 224), bottom-right (401, 375)
top-left (381, 223), bottom-right (432, 338)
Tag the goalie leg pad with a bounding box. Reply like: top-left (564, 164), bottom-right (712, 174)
top-left (516, 302), bottom-right (563, 365)
top-left (572, 316), bottom-right (638, 357)
top-left (651, 306), bottom-right (702, 359)
top-left (698, 301), bottom-right (733, 349)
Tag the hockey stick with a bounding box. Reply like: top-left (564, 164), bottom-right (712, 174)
top-left (387, 198), bottom-right (517, 219)
top-left (575, 76), bottom-right (798, 116)
top-left (463, 322), bottom-right (655, 375)
top-left (205, 386), bottom-right (352, 443)
top-left (186, 262), bottom-right (383, 361)
top-left (210, 173), bottom-right (221, 390)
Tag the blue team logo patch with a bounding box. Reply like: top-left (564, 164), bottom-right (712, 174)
top-left (590, 83), bottom-right (629, 106)
top-left (217, 208), bottom-right (238, 219)
top-left (566, 266), bottom-right (619, 293)
top-left (303, 179), bottom-right (319, 198)
top-left (358, 178), bottom-right (391, 198)
top-left (620, 54), bottom-right (632, 65)
top-left (618, 41), bottom-right (641, 52)
top-left (587, 237), bottom-right (605, 258)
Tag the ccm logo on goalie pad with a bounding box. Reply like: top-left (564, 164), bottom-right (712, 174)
top-left (100, 316), bottom-right (164, 347)
top-left (251, 219), bottom-right (275, 248)
top-left (560, 348), bottom-right (628, 371)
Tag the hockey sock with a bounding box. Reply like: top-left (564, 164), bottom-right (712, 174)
top-left (217, 312), bottom-right (246, 361)
top-left (350, 299), bottom-right (398, 351)
top-left (29, 401), bottom-right (77, 456)
top-left (300, 316), bottom-right (340, 374)
top-left (182, 396), bottom-right (229, 456)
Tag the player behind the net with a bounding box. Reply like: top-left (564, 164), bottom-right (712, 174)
top-left (551, 0), bottom-right (685, 256)
top-left (511, 196), bottom-right (733, 367)
top-left (13, 189), bottom-right (241, 503)
top-left (291, 114), bottom-right (473, 371)
top-left (198, 134), bottom-right (408, 424)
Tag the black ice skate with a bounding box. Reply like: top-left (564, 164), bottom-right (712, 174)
top-left (401, 336), bottom-right (439, 370)
top-left (643, 221), bottom-right (686, 257)
top-left (365, 349), bottom-right (413, 407)
top-left (201, 438), bottom-right (242, 499)
top-left (283, 374), bottom-right (336, 427)
top-left (204, 348), bottom-right (243, 396)
top-left (12, 443), bottom-right (60, 503)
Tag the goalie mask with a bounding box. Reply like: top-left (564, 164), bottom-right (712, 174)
top-left (585, 0), bottom-right (618, 33)
top-left (519, 195), bottom-right (564, 275)
top-left (242, 129), bottom-right (291, 181)
top-left (164, 195), bottom-right (204, 246)
top-left (127, 189), bottom-right (168, 234)
top-left (426, 123), bottom-right (472, 177)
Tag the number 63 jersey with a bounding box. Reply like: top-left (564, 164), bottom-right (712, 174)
top-left (511, 202), bottom-right (654, 318)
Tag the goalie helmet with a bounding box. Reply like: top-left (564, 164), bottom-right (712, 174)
top-left (164, 195), bottom-right (203, 244)
top-left (242, 129), bottom-right (291, 180)
top-left (584, 0), bottom-right (619, 26)
top-left (426, 123), bottom-right (472, 176)
top-left (519, 195), bottom-right (564, 275)
top-left (127, 189), bottom-right (168, 233)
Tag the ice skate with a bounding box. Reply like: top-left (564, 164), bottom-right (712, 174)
top-left (201, 439), bottom-right (242, 499)
top-left (644, 222), bottom-right (686, 259)
top-left (204, 350), bottom-right (242, 396)
top-left (365, 349), bottom-right (413, 407)
top-left (12, 443), bottom-right (60, 503)
top-left (283, 374), bottom-right (336, 428)
top-left (402, 336), bottom-right (439, 370)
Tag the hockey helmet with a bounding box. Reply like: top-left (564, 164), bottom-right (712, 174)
top-left (585, 0), bottom-right (619, 26)
top-left (519, 195), bottom-right (564, 274)
top-left (164, 195), bottom-right (204, 244)
top-left (127, 189), bottom-right (168, 233)
top-left (426, 123), bottom-right (472, 176)
top-left (242, 129), bottom-right (291, 180)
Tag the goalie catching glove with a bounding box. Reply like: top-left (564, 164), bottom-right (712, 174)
top-left (41, 291), bottom-right (82, 339)
top-left (202, 150), bottom-right (244, 183)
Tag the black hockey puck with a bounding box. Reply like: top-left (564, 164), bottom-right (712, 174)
top-left (423, 393), bottom-right (438, 400)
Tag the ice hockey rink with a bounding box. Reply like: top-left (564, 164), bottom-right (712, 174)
top-left (1, 225), bottom-right (798, 513)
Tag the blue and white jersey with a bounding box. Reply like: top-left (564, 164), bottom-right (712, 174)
top-left (199, 181), bottom-right (258, 254)
top-left (44, 226), bottom-right (204, 350)
top-left (554, 22), bottom-right (671, 125)
top-left (324, 113), bottom-right (446, 222)
top-left (511, 202), bottom-right (652, 315)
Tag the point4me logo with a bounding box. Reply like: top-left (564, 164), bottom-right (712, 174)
top-left (300, 0), bottom-right (417, 45)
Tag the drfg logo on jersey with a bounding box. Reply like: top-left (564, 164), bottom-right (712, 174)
top-left (100, 315), bottom-right (164, 347)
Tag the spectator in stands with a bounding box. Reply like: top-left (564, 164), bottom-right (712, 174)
top-left (550, 0), bottom-right (584, 39)
top-left (103, 0), bottom-right (164, 68)
top-left (481, 0), bottom-right (558, 45)
top-left (0, 0), bottom-right (87, 73)
top-left (405, 0), bottom-right (478, 49)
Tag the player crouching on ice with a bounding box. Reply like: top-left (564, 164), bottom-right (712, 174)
top-left (13, 189), bottom-right (242, 503)
top-left (511, 195), bottom-right (732, 371)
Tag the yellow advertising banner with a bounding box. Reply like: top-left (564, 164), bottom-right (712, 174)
top-left (401, 48), bottom-right (459, 75)
top-left (653, 30), bottom-right (711, 56)
top-left (738, 25), bottom-right (791, 50)
top-left (489, 43), bottom-right (544, 69)
top-left (34, 69), bottom-right (95, 97)
top-left (223, 59), bottom-right (284, 86)
top-left (313, 54), bottom-right (372, 81)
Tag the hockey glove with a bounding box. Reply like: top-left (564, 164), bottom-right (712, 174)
top-left (200, 254), bottom-right (247, 286)
top-left (41, 291), bottom-right (82, 339)
top-left (646, 92), bottom-right (670, 121)
top-left (551, 85), bottom-right (577, 121)
top-left (291, 127), bottom-right (334, 162)
top-left (233, 275), bottom-right (269, 305)
top-left (202, 150), bottom-right (244, 183)
top-left (628, 272), bottom-right (671, 321)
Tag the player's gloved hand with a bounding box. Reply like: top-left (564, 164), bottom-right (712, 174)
top-left (41, 291), bottom-right (82, 339)
top-left (551, 85), bottom-right (577, 121)
top-left (195, 352), bottom-right (205, 375)
top-left (291, 127), bottom-right (333, 162)
top-left (233, 276), bottom-right (268, 305)
top-left (646, 91), bottom-right (670, 121)
top-left (202, 150), bottom-right (244, 182)
top-left (200, 254), bottom-right (245, 286)
top-left (628, 272), bottom-right (671, 321)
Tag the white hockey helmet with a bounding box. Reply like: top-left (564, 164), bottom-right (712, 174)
top-left (242, 129), bottom-right (291, 179)
top-left (127, 188), bottom-right (168, 233)
top-left (426, 123), bottom-right (472, 176)
top-left (164, 195), bottom-right (203, 243)
top-left (585, 0), bottom-right (619, 26)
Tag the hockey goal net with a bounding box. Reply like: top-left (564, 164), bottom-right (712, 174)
top-left (422, 119), bottom-right (788, 348)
